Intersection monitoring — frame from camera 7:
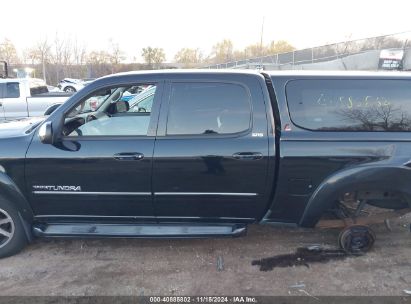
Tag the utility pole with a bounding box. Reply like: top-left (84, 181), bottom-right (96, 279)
top-left (260, 16), bottom-right (265, 56)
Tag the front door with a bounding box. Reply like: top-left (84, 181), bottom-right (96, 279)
top-left (25, 82), bottom-right (163, 219)
top-left (153, 77), bottom-right (270, 222)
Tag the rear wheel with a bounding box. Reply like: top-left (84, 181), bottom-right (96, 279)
top-left (0, 199), bottom-right (28, 258)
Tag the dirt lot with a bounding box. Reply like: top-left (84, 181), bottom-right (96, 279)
top-left (0, 215), bottom-right (410, 296)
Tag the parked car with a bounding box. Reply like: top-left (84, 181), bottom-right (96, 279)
top-left (86, 85), bottom-right (156, 112)
top-left (0, 78), bottom-right (71, 119)
top-left (120, 84), bottom-right (153, 102)
top-left (126, 85), bottom-right (156, 112)
top-left (57, 78), bottom-right (94, 93)
top-left (0, 70), bottom-right (410, 257)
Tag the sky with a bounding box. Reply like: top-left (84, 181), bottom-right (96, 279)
top-left (2, 0), bottom-right (411, 62)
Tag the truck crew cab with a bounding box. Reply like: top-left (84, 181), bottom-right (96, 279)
top-left (0, 70), bottom-right (410, 257)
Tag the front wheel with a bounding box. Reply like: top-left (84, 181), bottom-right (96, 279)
top-left (0, 199), bottom-right (28, 258)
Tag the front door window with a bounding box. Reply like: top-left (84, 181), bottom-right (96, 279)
top-left (63, 84), bottom-right (157, 137)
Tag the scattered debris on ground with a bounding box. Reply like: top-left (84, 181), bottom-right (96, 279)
top-left (216, 256), bottom-right (224, 271)
top-left (289, 283), bottom-right (305, 289)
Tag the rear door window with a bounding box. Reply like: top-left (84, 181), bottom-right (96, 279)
top-left (286, 79), bottom-right (411, 131)
top-left (166, 82), bottom-right (251, 135)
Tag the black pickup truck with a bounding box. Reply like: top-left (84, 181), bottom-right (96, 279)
top-left (0, 70), bottom-right (410, 257)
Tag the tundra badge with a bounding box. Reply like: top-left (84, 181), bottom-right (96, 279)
top-left (33, 185), bottom-right (82, 192)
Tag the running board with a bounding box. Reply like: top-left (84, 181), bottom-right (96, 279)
top-left (32, 223), bottom-right (247, 238)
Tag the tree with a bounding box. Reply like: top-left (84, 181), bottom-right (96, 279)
top-left (335, 103), bottom-right (411, 131)
top-left (174, 48), bottom-right (203, 67)
top-left (51, 33), bottom-right (65, 83)
top-left (210, 39), bottom-right (234, 63)
top-left (207, 39), bottom-right (295, 64)
top-left (0, 38), bottom-right (19, 64)
top-left (73, 39), bottom-right (87, 66)
top-left (141, 47), bottom-right (165, 69)
top-left (87, 50), bottom-right (111, 65)
top-left (27, 38), bottom-right (51, 82)
top-left (267, 40), bottom-right (295, 54)
top-left (243, 43), bottom-right (264, 58)
top-left (22, 48), bottom-right (38, 65)
top-left (108, 39), bottom-right (125, 73)
top-left (86, 50), bottom-right (112, 78)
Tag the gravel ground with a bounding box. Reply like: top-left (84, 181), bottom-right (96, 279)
top-left (0, 215), bottom-right (410, 296)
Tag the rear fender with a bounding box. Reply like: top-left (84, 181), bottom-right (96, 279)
top-left (299, 165), bottom-right (411, 227)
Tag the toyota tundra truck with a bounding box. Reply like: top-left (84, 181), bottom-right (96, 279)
top-left (0, 70), bottom-right (410, 257)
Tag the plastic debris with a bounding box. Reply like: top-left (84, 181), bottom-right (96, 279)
top-left (384, 219), bottom-right (392, 232)
top-left (306, 244), bottom-right (322, 251)
top-left (217, 255), bottom-right (224, 271)
top-left (289, 284), bottom-right (305, 289)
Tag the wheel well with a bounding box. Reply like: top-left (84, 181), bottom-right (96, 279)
top-left (65, 86), bottom-right (76, 91)
top-left (337, 189), bottom-right (410, 210)
top-left (300, 184), bottom-right (411, 227)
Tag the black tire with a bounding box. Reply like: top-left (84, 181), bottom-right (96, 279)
top-left (0, 198), bottom-right (28, 258)
top-left (64, 86), bottom-right (76, 93)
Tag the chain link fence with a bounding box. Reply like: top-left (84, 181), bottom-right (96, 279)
top-left (203, 31), bottom-right (411, 71)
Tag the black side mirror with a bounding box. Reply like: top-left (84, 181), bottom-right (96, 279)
top-left (38, 121), bottom-right (53, 144)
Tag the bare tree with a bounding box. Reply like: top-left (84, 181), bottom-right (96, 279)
top-left (73, 39), bottom-right (87, 66)
top-left (336, 104), bottom-right (411, 131)
top-left (22, 48), bottom-right (37, 65)
top-left (209, 39), bottom-right (234, 63)
top-left (33, 38), bottom-right (51, 81)
top-left (108, 39), bottom-right (125, 73)
top-left (141, 47), bottom-right (165, 69)
top-left (87, 50), bottom-right (112, 77)
top-left (174, 48), bottom-right (203, 68)
top-left (267, 40), bottom-right (295, 54)
top-left (62, 37), bottom-right (74, 76)
top-left (51, 33), bottom-right (65, 84)
top-left (0, 38), bottom-right (19, 64)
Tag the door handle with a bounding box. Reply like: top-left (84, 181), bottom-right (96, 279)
top-left (232, 152), bottom-right (263, 160)
top-left (114, 152), bottom-right (144, 161)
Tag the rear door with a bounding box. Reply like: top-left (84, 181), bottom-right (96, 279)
top-left (152, 74), bottom-right (270, 222)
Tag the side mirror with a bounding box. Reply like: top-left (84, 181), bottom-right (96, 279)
top-left (38, 121), bottom-right (53, 144)
top-left (115, 100), bottom-right (130, 113)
